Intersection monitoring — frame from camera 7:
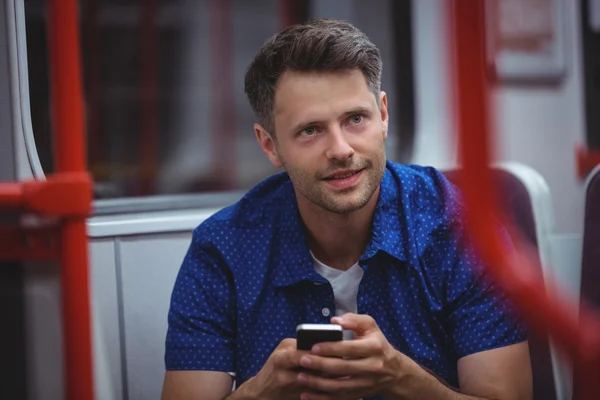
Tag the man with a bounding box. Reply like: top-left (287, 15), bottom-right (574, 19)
top-left (162, 19), bottom-right (532, 400)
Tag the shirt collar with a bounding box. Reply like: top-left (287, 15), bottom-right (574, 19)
top-left (361, 165), bottom-right (408, 263)
top-left (271, 180), bottom-right (327, 288)
top-left (272, 163), bottom-right (408, 288)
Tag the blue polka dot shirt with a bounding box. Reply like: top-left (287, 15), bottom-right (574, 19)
top-left (164, 161), bottom-right (527, 395)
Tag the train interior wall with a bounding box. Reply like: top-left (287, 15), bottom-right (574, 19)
top-left (1, 0), bottom-right (591, 399)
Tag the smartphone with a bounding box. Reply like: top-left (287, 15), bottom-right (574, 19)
top-left (296, 323), bottom-right (343, 350)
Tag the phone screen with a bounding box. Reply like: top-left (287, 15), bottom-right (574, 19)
top-left (296, 324), bottom-right (343, 350)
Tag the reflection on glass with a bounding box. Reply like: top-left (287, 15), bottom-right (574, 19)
top-left (23, 0), bottom-right (404, 200)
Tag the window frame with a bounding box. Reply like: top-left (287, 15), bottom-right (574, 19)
top-left (17, 0), bottom-right (416, 217)
top-left (7, 0), bottom-right (45, 181)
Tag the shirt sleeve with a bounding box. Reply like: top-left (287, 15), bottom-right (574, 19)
top-left (441, 212), bottom-right (528, 358)
top-left (420, 168), bottom-right (528, 359)
top-left (164, 227), bottom-right (236, 372)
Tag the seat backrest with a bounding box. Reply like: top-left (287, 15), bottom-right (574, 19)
top-left (580, 165), bottom-right (600, 308)
top-left (442, 169), bottom-right (538, 245)
top-left (442, 162), bottom-right (557, 400)
top-left (572, 165), bottom-right (600, 398)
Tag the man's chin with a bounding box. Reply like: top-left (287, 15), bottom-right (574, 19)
top-left (320, 197), bottom-right (370, 215)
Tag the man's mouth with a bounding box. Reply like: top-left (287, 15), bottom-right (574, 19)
top-left (323, 169), bottom-right (363, 180)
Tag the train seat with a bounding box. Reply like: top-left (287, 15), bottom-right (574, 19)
top-left (442, 161), bottom-right (557, 400)
top-left (572, 164), bottom-right (600, 398)
top-left (579, 164), bottom-right (600, 309)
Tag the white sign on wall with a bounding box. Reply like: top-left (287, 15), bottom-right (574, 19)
top-left (485, 0), bottom-right (566, 83)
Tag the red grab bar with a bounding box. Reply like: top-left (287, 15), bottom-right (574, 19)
top-left (138, 0), bottom-right (158, 196)
top-left (47, 0), bottom-right (94, 399)
top-left (0, 183), bottom-right (23, 208)
top-left (449, 1), bottom-right (600, 398)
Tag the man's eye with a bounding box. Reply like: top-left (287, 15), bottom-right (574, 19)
top-left (349, 114), bottom-right (364, 124)
top-left (300, 127), bottom-right (316, 136)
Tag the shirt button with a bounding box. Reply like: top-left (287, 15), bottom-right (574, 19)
top-left (322, 308), bottom-right (331, 317)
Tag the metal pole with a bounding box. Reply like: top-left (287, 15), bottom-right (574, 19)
top-left (47, 0), bottom-right (94, 399)
top-left (449, 1), bottom-right (600, 398)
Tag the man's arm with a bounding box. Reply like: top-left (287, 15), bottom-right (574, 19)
top-left (163, 339), bottom-right (323, 400)
top-left (162, 228), bottom-right (239, 399)
top-left (161, 371), bottom-right (234, 400)
top-left (458, 342), bottom-right (532, 398)
top-left (294, 315), bottom-right (532, 400)
top-left (385, 341), bottom-right (532, 400)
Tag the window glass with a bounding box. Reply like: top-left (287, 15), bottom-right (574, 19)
top-left (23, 0), bottom-right (414, 200)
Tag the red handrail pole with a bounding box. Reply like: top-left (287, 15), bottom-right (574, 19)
top-left (139, 0), bottom-right (158, 196)
top-left (47, 0), bottom-right (86, 173)
top-left (279, 0), bottom-right (294, 28)
top-left (0, 183), bottom-right (24, 208)
top-left (450, 1), bottom-right (600, 398)
top-left (47, 1), bottom-right (94, 399)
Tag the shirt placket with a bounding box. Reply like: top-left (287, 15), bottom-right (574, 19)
top-left (356, 261), bottom-right (372, 315)
top-left (305, 280), bottom-right (337, 323)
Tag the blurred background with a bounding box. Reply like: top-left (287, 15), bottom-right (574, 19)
top-left (23, 0), bottom-right (415, 200)
top-left (2, 0), bottom-right (600, 399)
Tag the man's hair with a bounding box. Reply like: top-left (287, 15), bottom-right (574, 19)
top-left (244, 18), bottom-right (383, 135)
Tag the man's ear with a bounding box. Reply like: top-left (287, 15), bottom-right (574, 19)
top-left (379, 91), bottom-right (389, 140)
top-left (254, 123), bottom-right (283, 168)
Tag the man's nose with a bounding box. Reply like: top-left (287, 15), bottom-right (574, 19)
top-left (325, 128), bottom-right (354, 161)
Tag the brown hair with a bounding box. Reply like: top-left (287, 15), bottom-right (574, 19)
top-left (244, 18), bottom-right (383, 135)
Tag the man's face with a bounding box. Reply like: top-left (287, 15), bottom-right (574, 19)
top-left (255, 69), bottom-right (389, 215)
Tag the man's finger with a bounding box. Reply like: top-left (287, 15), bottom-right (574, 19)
top-left (273, 346), bottom-right (310, 369)
top-left (311, 336), bottom-right (383, 358)
top-left (297, 371), bottom-right (375, 394)
top-left (330, 313), bottom-right (378, 336)
top-left (299, 390), bottom-right (363, 400)
top-left (278, 338), bottom-right (297, 349)
top-left (300, 354), bottom-right (378, 376)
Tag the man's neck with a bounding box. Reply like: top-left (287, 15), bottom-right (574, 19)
top-left (297, 187), bottom-right (380, 271)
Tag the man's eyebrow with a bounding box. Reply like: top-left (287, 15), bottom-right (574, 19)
top-left (342, 106), bottom-right (373, 117)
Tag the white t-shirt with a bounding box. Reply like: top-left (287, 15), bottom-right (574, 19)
top-left (312, 253), bottom-right (365, 400)
top-left (311, 252), bottom-right (364, 340)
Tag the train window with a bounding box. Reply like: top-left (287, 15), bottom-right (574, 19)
top-left (22, 0), bottom-right (414, 206)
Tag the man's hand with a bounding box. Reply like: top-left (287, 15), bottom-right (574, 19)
top-left (236, 338), bottom-right (319, 400)
top-left (294, 313), bottom-right (407, 400)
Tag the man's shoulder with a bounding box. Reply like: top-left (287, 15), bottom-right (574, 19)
top-left (386, 161), bottom-right (449, 189)
top-left (192, 171), bottom-right (293, 240)
top-left (385, 161), bottom-right (461, 215)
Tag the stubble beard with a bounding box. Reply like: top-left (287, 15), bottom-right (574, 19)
top-left (287, 154), bottom-right (386, 215)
